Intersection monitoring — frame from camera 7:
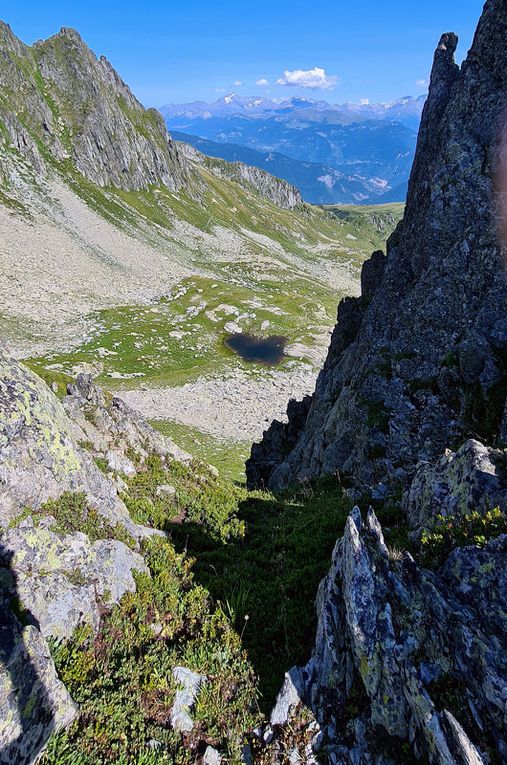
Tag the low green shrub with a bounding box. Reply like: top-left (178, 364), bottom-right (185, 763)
top-left (420, 507), bottom-right (507, 569)
top-left (46, 535), bottom-right (259, 764)
top-left (187, 477), bottom-right (352, 707)
top-left (9, 492), bottom-right (134, 548)
top-left (123, 455), bottom-right (245, 543)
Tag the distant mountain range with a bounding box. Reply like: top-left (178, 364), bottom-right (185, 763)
top-left (162, 95), bottom-right (424, 204)
top-left (160, 94), bottom-right (426, 130)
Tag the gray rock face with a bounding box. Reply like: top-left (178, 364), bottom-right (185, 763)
top-left (0, 350), bottom-right (131, 531)
top-left (0, 352), bottom-right (192, 535)
top-left (270, 668), bottom-right (306, 728)
top-left (207, 155), bottom-right (302, 209)
top-left (64, 372), bottom-right (191, 467)
top-left (285, 507), bottom-right (506, 763)
top-left (1, 521), bottom-right (147, 640)
top-left (0, 352), bottom-right (199, 761)
top-left (177, 139), bottom-right (303, 209)
top-left (248, 0), bottom-right (507, 493)
top-left (0, 599), bottom-right (77, 765)
top-left (406, 439), bottom-right (507, 530)
top-left (170, 666), bottom-right (207, 734)
top-left (0, 349), bottom-right (221, 761)
top-left (246, 396), bottom-right (312, 489)
top-left (0, 22), bottom-right (190, 192)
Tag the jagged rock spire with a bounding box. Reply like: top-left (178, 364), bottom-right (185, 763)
top-left (248, 0), bottom-right (507, 496)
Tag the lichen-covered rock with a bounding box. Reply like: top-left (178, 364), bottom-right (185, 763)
top-left (64, 373), bottom-right (191, 467)
top-left (170, 666), bottom-right (207, 734)
top-left (270, 668), bottom-right (306, 728)
top-left (406, 439), bottom-right (507, 530)
top-left (0, 589), bottom-right (76, 764)
top-left (249, 0), bottom-right (507, 493)
top-left (0, 350), bottom-right (137, 536)
top-left (1, 520), bottom-right (147, 640)
top-left (277, 507), bottom-right (506, 763)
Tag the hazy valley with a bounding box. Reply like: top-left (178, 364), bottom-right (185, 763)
top-left (163, 96), bottom-right (422, 205)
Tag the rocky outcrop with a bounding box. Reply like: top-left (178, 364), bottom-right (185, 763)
top-left (0, 22), bottom-right (190, 192)
top-left (406, 439), bottom-right (507, 530)
top-left (266, 507), bottom-right (507, 764)
top-left (63, 372), bottom-right (191, 468)
top-left (206, 155), bottom-right (303, 209)
top-left (0, 353), bottom-right (192, 532)
top-left (0, 350), bottom-right (194, 761)
top-left (177, 140), bottom-right (303, 209)
top-left (250, 4), bottom-right (507, 762)
top-left (0, 352), bottom-right (146, 536)
top-left (248, 0), bottom-right (507, 494)
top-left (0, 350), bottom-right (130, 532)
top-left (1, 520), bottom-right (147, 640)
top-left (0, 593), bottom-right (77, 765)
top-left (246, 396), bottom-right (312, 488)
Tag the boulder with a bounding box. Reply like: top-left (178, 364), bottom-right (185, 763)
top-left (271, 507), bottom-right (506, 762)
top-left (0, 350), bottom-right (139, 537)
top-left (1, 521), bottom-right (148, 640)
top-left (0, 590), bottom-right (76, 764)
top-left (170, 666), bottom-right (207, 734)
top-left (406, 439), bottom-right (507, 530)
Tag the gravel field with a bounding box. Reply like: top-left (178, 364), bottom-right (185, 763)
top-left (121, 363), bottom-right (318, 442)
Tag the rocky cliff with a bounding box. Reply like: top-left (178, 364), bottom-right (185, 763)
top-left (177, 139), bottom-right (303, 209)
top-left (244, 2), bottom-right (507, 763)
top-left (0, 22), bottom-right (191, 191)
top-left (0, 20), bottom-right (303, 211)
top-left (262, 497), bottom-right (507, 764)
top-left (247, 0), bottom-right (507, 495)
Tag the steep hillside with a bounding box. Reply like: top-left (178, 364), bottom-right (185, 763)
top-left (0, 22), bottom-right (189, 191)
top-left (244, 3), bottom-right (507, 763)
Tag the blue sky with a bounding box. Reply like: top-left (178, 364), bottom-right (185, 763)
top-left (3, 0), bottom-right (484, 107)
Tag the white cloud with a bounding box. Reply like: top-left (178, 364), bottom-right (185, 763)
top-left (416, 79), bottom-right (428, 88)
top-left (276, 67), bottom-right (338, 90)
top-left (214, 88), bottom-right (226, 93)
top-left (256, 78), bottom-right (269, 86)
top-left (233, 80), bottom-right (243, 86)
top-left (360, 98), bottom-right (370, 105)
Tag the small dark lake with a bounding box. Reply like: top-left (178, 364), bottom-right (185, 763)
top-left (224, 333), bottom-right (288, 365)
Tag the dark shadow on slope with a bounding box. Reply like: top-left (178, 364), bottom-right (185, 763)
top-left (0, 543), bottom-right (55, 765)
top-left (165, 477), bottom-right (351, 711)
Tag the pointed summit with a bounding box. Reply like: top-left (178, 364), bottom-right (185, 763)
top-left (58, 27), bottom-right (84, 43)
